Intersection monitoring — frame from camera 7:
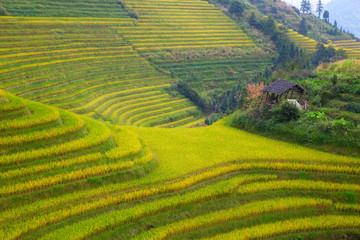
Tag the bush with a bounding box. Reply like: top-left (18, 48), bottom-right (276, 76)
top-left (177, 81), bottom-right (213, 113)
top-left (229, 1), bottom-right (244, 17)
top-left (117, 1), bottom-right (125, 8)
top-left (271, 102), bottom-right (301, 123)
top-left (292, 6), bottom-right (301, 15)
top-left (271, 6), bottom-right (278, 14)
top-left (340, 94), bottom-right (354, 102)
top-left (320, 90), bottom-right (332, 106)
top-left (312, 95), bottom-right (322, 106)
top-left (205, 113), bottom-right (222, 125)
top-left (345, 102), bottom-right (360, 113)
top-left (219, 0), bottom-right (230, 5)
top-left (248, 99), bottom-right (272, 124)
top-left (0, 4), bottom-right (9, 16)
top-left (128, 9), bottom-right (139, 19)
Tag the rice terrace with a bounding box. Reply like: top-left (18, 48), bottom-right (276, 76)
top-left (0, 0), bottom-right (360, 239)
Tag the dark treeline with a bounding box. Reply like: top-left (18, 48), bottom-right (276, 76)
top-left (248, 13), bottom-right (311, 71)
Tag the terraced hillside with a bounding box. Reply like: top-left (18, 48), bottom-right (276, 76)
top-left (118, 0), bottom-right (273, 93)
top-left (0, 17), bottom-right (201, 127)
top-left (0, 90), bottom-right (156, 238)
top-left (1, 0), bottom-right (129, 18)
top-left (284, 26), bottom-right (360, 58)
top-left (1, 1), bottom-right (360, 239)
top-left (120, 0), bottom-right (254, 51)
top-left (332, 39), bottom-right (360, 56)
top-left (1, 91), bottom-right (360, 239)
top-left (332, 39), bottom-right (360, 50)
top-left (285, 28), bottom-right (318, 53)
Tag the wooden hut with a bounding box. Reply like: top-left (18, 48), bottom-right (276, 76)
top-left (261, 79), bottom-right (305, 102)
top-left (261, 79), bottom-right (308, 109)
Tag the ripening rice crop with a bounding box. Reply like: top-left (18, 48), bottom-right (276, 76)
top-left (1, 1), bottom-right (360, 239)
top-left (203, 215), bottom-right (360, 240)
top-left (0, 100), bottom-right (60, 132)
top-left (37, 175), bottom-right (275, 240)
top-left (0, 90), bottom-right (25, 113)
top-left (0, 110), bottom-right (84, 147)
top-left (105, 127), bottom-right (143, 160)
top-left (0, 117), bottom-right (111, 166)
top-left (0, 160), bottom-right (135, 196)
top-left (0, 16), bottom-right (201, 128)
top-left (133, 197), bottom-right (332, 240)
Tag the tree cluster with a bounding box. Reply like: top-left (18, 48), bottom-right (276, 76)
top-left (248, 14), bottom-right (310, 70)
top-left (312, 43), bottom-right (347, 65)
top-left (298, 17), bottom-right (307, 36)
top-left (229, 1), bottom-right (245, 18)
top-left (205, 82), bottom-right (246, 125)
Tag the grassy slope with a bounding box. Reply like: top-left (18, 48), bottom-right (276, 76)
top-left (1, 90), bottom-right (359, 239)
top-left (313, 59), bottom-right (360, 121)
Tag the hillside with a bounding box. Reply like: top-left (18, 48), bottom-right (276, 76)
top-left (325, 0), bottom-right (360, 38)
top-left (1, 91), bottom-right (360, 239)
top-left (1, 0), bottom-right (360, 239)
top-left (0, 16), bottom-right (202, 127)
top-left (120, 0), bottom-right (274, 100)
top-left (239, 0), bottom-right (352, 43)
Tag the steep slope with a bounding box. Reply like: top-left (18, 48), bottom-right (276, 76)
top-left (325, 0), bottom-right (360, 38)
top-left (0, 17), bottom-right (201, 127)
top-left (248, 0), bottom-right (352, 42)
top-left (119, 0), bottom-right (273, 96)
top-left (235, 0), bottom-right (360, 58)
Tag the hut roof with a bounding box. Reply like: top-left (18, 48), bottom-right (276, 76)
top-left (261, 79), bottom-right (304, 95)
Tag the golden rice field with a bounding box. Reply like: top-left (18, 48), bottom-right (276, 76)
top-left (120, 0), bottom-right (255, 51)
top-left (1, 90), bottom-right (360, 239)
top-left (331, 39), bottom-right (360, 58)
top-left (0, 16), bottom-right (202, 127)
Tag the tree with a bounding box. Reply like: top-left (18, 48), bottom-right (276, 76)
top-left (263, 15), bottom-right (276, 35)
top-left (277, 42), bottom-right (291, 66)
top-left (299, 17), bottom-right (307, 36)
top-left (300, 0), bottom-right (307, 14)
top-left (300, 0), bottom-right (312, 14)
top-left (229, 1), bottom-right (244, 17)
top-left (248, 12), bottom-right (257, 27)
top-left (334, 20), bottom-right (337, 28)
top-left (323, 10), bottom-right (329, 23)
top-left (316, 0), bottom-right (323, 18)
top-left (305, 0), bottom-right (312, 14)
